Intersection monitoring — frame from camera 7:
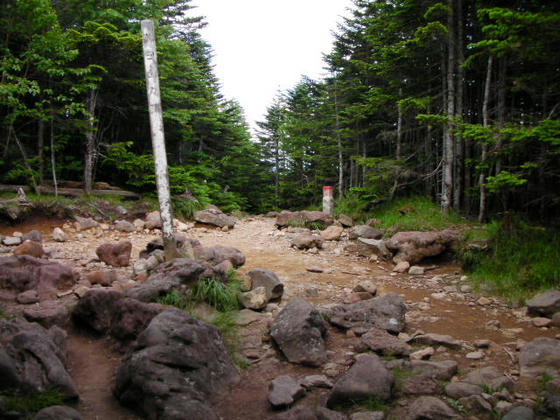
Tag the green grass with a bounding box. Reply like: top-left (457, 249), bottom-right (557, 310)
top-left (461, 219), bottom-right (560, 303)
top-left (370, 196), bottom-right (468, 232)
top-left (155, 290), bottom-right (191, 311)
top-left (391, 366), bottom-right (416, 392)
top-left (0, 388), bottom-right (66, 414)
top-left (190, 278), bottom-right (241, 312)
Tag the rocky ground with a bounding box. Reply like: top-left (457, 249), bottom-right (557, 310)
top-left (0, 211), bottom-right (559, 420)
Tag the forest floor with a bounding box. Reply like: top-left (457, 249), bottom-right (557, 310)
top-left (1, 215), bottom-right (557, 419)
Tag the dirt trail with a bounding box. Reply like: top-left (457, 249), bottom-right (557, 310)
top-left (1, 216), bottom-right (556, 419)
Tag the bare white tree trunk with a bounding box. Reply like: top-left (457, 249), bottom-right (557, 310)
top-left (142, 19), bottom-right (177, 260)
top-left (479, 54), bottom-right (493, 223)
top-left (84, 88), bottom-right (97, 194)
top-left (442, 0), bottom-right (455, 214)
top-left (453, 0), bottom-right (464, 210)
top-left (334, 81), bottom-right (344, 198)
top-left (50, 116), bottom-right (58, 197)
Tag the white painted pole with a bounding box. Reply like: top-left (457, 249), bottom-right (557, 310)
top-left (141, 19), bottom-right (177, 260)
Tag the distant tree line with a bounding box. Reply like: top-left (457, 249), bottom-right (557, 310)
top-left (2, 0), bottom-right (559, 220)
top-left (257, 0), bottom-right (560, 221)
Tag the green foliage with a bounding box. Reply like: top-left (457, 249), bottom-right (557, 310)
top-left (371, 196), bottom-right (467, 232)
top-left (463, 218), bottom-right (560, 302)
top-left (190, 278), bottom-right (241, 312)
top-left (0, 388), bottom-right (65, 414)
top-left (155, 290), bottom-right (191, 311)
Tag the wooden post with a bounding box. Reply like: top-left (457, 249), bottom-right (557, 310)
top-left (141, 19), bottom-right (177, 260)
top-left (323, 186), bottom-right (334, 216)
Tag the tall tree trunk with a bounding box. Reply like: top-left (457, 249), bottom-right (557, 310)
top-left (84, 88), bottom-right (98, 194)
top-left (453, 0), bottom-right (464, 210)
top-left (334, 82), bottom-right (344, 198)
top-left (38, 119), bottom-right (44, 186)
top-left (495, 57), bottom-right (506, 175)
top-left (479, 54), bottom-right (493, 223)
top-left (50, 115), bottom-right (58, 197)
top-left (274, 136), bottom-right (280, 207)
top-left (396, 87), bottom-right (403, 160)
top-left (442, 0), bottom-right (456, 213)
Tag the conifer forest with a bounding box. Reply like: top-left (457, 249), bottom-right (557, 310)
top-left (1, 0), bottom-right (559, 221)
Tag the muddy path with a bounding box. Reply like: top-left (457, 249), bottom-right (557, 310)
top-left (1, 216), bottom-right (557, 419)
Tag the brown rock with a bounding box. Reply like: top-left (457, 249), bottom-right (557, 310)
top-left (96, 241), bottom-right (132, 267)
top-left (13, 240), bottom-right (45, 258)
top-left (87, 270), bottom-right (118, 287)
top-left (321, 225), bottom-right (344, 241)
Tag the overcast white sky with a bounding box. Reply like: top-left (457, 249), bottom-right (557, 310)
top-left (190, 0), bottom-right (354, 133)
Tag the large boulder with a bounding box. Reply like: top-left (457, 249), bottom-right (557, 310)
top-left (526, 290), bottom-right (560, 317)
top-left (114, 309), bottom-right (238, 420)
top-left (96, 240), bottom-right (132, 267)
top-left (194, 207), bottom-right (236, 228)
top-left (321, 226), bottom-right (344, 241)
top-left (357, 238), bottom-right (392, 259)
top-left (327, 354), bottom-right (394, 407)
top-left (268, 375), bottom-right (305, 408)
top-left (73, 290), bottom-right (163, 345)
top-left (325, 292), bottom-right (406, 335)
top-left (248, 268), bottom-right (284, 301)
top-left (144, 211), bottom-right (162, 230)
top-left (348, 225), bottom-right (383, 240)
top-left (519, 337), bottom-right (560, 378)
top-left (270, 298), bottom-right (328, 367)
top-left (127, 258), bottom-right (208, 302)
top-left (276, 211), bottom-right (306, 228)
top-left (385, 230), bottom-right (459, 264)
top-left (0, 255), bottom-right (77, 301)
top-left (0, 317), bottom-right (78, 398)
top-left (23, 300), bottom-right (71, 329)
top-left (195, 244), bottom-right (246, 267)
top-left (74, 216), bottom-right (98, 231)
top-left (360, 327), bottom-right (411, 356)
top-left (301, 210), bottom-right (334, 226)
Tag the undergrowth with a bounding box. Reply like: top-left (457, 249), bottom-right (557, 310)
top-left (0, 388), bottom-right (66, 414)
top-left (460, 218), bottom-right (560, 303)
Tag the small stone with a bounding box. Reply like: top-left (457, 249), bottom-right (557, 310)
top-left (300, 374), bottom-right (333, 389)
top-left (460, 285), bottom-right (472, 293)
top-left (466, 351), bottom-right (485, 360)
top-left (268, 375), bottom-right (305, 408)
top-left (477, 297), bottom-right (492, 306)
top-left (2, 236), bottom-right (22, 246)
top-left (306, 266), bottom-right (324, 273)
top-left (408, 266), bottom-right (425, 275)
top-left (393, 261), bottom-right (410, 273)
top-left (240, 287), bottom-right (268, 310)
top-left (473, 339), bottom-right (490, 348)
top-left (16, 290), bottom-right (39, 304)
top-left (353, 280), bottom-right (377, 295)
top-left (486, 319), bottom-right (501, 330)
top-left (52, 227), bottom-right (68, 242)
top-left (532, 317), bottom-right (552, 328)
top-left (431, 292), bottom-right (447, 300)
top-left (410, 347), bottom-right (434, 360)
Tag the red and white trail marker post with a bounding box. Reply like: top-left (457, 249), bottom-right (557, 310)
top-left (323, 186), bottom-right (334, 216)
top-left (141, 19), bottom-right (177, 260)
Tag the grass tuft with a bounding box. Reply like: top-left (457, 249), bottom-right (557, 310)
top-left (0, 388), bottom-right (66, 414)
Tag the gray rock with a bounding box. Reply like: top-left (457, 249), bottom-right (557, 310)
top-left (240, 286), bottom-right (268, 310)
top-left (391, 360), bottom-right (458, 381)
top-left (406, 396), bottom-right (459, 419)
top-left (248, 268), bottom-right (284, 300)
top-left (408, 266), bottom-right (425, 275)
top-left (463, 366), bottom-right (514, 391)
top-left (2, 236), bottom-right (22, 246)
top-left (271, 298), bottom-right (328, 366)
top-left (519, 337), bottom-right (560, 378)
top-left (526, 290), bottom-right (560, 317)
top-left (23, 300), bottom-right (70, 328)
top-left (300, 375), bottom-right (334, 389)
top-left (360, 327), bottom-right (411, 356)
top-left (386, 230), bottom-right (459, 264)
top-left (268, 375), bottom-right (306, 407)
top-left (321, 226), bottom-right (344, 241)
top-left (114, 220), bottom-right (136, 232)
top-left (17, 289), bottom-right (39, 304)
top-left (52, 227), bottom-right (68, 242)
top-left (32, 406), bottom-right (83, 420)
top-left (393, 261), bottom-right (410, 273)
top-left (502, 406), bottom-right (534, 420)
top-left (357, 238), bottom-right (392, 259)
top-left (327, 354), bottom-right (394, 407)
top-left (444, 382), bottom-right (483, 399)
top-left (292, 233), bottom-right (324, 250)
top-left (22, 230), bottom-right (42, 243)
top-left (408, 333), bottom-right (462, 350)
top-left (338, 214), bottom-right (354, 227)
top-left (0, 317), bottom-right (78, 398)
top-left (353, 281), bottom-right (378, 295)
top-left (458, 395), bottom-right (492, 416)
top-left (115, 309), bottom-right (237, 420)
top-left (348, 225), bottom-right (383, 240)
top-left (194, 207), bottom-right (236, 228)
top-left (316, 407), bottom-right (348, 420)
top-left (74, 216), bottom-right (98, 231)
top-left (276, 211), bottom-right (306, 227)
top-left (195, 244), bottom-right (245, 267)
top-left (127, 258), bottom-right (207, 302)
top-left (302, 210), bottom-right (334, 226)
top-left (144, 211), bottom-right (162, 229)
top-left (350, 412), bottom-right (384, 420)
top-left (325, 292), bottom-right (406, 334)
